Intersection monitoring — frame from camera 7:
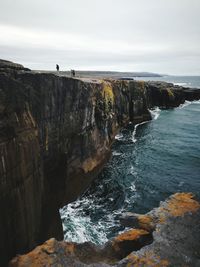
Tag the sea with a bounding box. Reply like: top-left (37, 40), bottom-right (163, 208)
top-left (60, 76), bottom-right (200, 244)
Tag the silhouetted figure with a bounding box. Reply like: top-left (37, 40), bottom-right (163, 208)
top-left (71, 69), bottom-right (75, 77)
top-left (56, 64), bottom-right (59, 71)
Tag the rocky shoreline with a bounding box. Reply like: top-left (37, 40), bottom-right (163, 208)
top-left (9, 193), bottom-right (200, 267)
top-left (1, 60), bottom-right (200, 266)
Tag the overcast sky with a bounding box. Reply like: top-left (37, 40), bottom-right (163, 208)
top-left (0, 0), bottom-right (200, 74)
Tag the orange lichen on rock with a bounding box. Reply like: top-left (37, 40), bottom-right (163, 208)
top-left (41, 238), bottom-right (57, 254)
top-left (114, 229), bottom-right (149, 243)
top-left (137, 215), bottom-right (154, 231)
top-left (127, 251), bottom-right (169, 267)
top-left (166, 88), bottom-right (175, 99)
top-left (9, 239), bottom-right (57, 267)
top-left (111, 229), bottom-right (151, 257)
top-left (101, 81), bottom-right (114, 104)
top-left (165, 193), bottom-right (200, 217)
top-left (82, 157), bottom-right (99, 173)
top-left (137, 80), bottom-right (145, 91)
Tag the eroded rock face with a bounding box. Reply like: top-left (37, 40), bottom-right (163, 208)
top-left (0, 62), bottom-right (150, 266)
top-left (1, 60), bottom-right (200, 266)
top-left (9, 193), bottom-right (200, 267)
top-left (119, 193), bottom-right (200, 267)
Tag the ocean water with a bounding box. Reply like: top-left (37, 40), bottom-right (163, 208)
top-left (60, 76), bottom-right (200, 245)
top-left (135, 75), bottom-right (200, 89)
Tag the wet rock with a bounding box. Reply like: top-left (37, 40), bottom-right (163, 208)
top-left (9, 193), bottom-right (200, 267)
top-left (120, 213), bottom-right (155, 231)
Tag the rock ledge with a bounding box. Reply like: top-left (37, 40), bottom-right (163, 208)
top-left (9, 193), bottom-right (200, 267)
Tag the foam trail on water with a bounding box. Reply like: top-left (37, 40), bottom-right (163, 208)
top-left (132, 108), bottom-right (160, 143)
top-left (132, 120), bottom-right (149, 143)
top-left (150, 107), bottom-right (161, 120)
top-left (193, 99), bottom-right (200, 104)
top-left (179, 99), bottom-right (200, 109)
top-left (179, 100), bottom-right (192, 109)
top-left (132, 124), bottom-right (139, 143)
top-left (173, 82), bottom-right (190, 87)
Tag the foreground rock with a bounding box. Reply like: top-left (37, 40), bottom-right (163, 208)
top-left (9, 193), bottom-right (200, 267)
top-left (1, 60), bottom-right (200, 265)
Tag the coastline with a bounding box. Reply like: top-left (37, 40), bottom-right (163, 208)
top-left (1, 59), bottom-right (200, 266)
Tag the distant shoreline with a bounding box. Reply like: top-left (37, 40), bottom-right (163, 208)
top-left (33, 70), bottom-right (163, 79)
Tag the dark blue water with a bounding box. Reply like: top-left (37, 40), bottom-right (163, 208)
top-left (60, 76), bottom-right (200, 244)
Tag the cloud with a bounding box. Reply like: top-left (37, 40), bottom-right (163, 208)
top-left (0, 0), bottom-right (200, 74)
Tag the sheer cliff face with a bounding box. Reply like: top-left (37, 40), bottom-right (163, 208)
top-left (0, 72), bottom-right (43, 265)
top-left (0, 67), bottom-right (150, 266)
top-left (1, 61), bottom-right (200, 266)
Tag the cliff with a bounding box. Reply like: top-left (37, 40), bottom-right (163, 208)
top-left (0, 60), bottom-right (200, 266)
top-left (9, 193), bottom-right (200, 267)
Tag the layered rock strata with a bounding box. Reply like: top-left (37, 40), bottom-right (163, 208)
top-left (0, 60), bottom-right (200, 266)
top-left (9, 193), bottom-right (200, 267)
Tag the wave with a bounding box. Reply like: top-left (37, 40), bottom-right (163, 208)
top-left (112, 150), bottom-right (122, 156)
top-left (115, 133), bottom-right (124, 141)
top-left (193, 99), bottom-right (200, 104)
top-left (178, 99), bottom-right (200, 109)
top-left (178, 100), bottom-right (192, 109)
top-left (173, 82), bottom-right (190, 87)
top-left (131, 120), bottom-right (149, 143)
top-left (60, 199), bottom-right (109, 244)
top-left (132, 108), bottom-right (160, 143)
top-left (150, 107), bottom-right (161, 120)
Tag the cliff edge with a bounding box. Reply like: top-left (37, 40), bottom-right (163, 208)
top-left (0, 60), bottom-right (200, 266)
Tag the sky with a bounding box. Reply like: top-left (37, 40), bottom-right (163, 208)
top-left (0, 0), bottom-right (200, 75)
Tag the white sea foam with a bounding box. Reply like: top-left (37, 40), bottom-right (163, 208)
top-left (130, 182), bottom-right (136, 192)
top-left (150, 107), bottom-right (161, 120)
top-left (112, 150), bottom-right (122, 156)
top-left (129, 165), bottom-right (137, 176)
top-left (60, 199), bottom-right (108, 244)
top-left (131, 119), bottom-right (152, 143)
top-left (173, 82), bottom-right (190, 87)
top-left (178, 100), bottom-right (192, 109)
top-left (131, 124), bottom-right (139, 143)
top-left (178, 99), bottom-right (200, 109)
top-left (60, 190), bottom-right (124, 245)
top-left (115, 133), bottom-right (124, 141)
top-left (131, 107), bottom-right (161, 143)
top-left (193, 99), bottom-right (200, 104)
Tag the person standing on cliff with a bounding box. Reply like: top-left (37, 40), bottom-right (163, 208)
top-left (56, 64), bottom-right (59, 71)
top-left (71, 69), bottom-right (76, 77)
